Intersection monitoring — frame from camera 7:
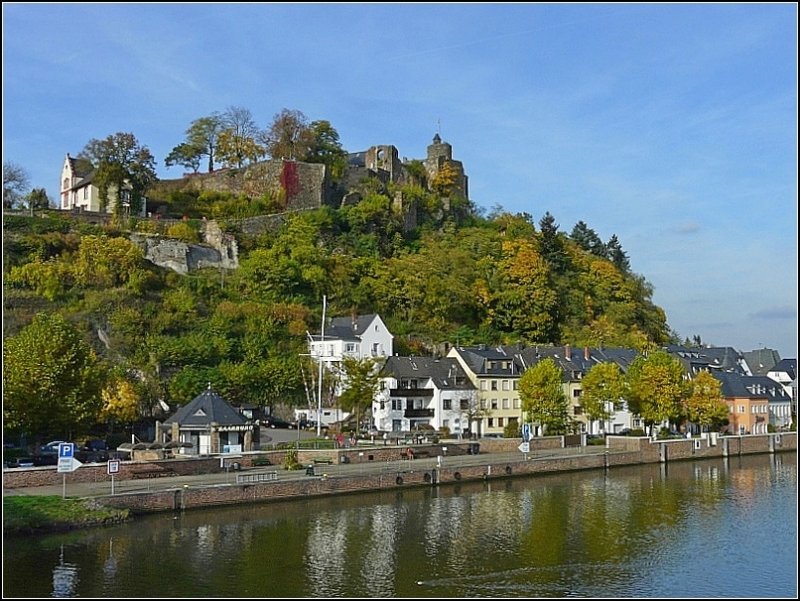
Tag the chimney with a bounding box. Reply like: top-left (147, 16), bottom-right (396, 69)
top-left (564, 344), bottom-right (571, 361)
top-left (584, 346), bottom-right (590, 361)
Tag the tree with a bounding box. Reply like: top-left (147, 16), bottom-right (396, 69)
top-left (164, 142), bottom-right (203, 173)
top-left (580, 362), bottom-right (626, 433)
top-left (79, 132), bottom-right (158, 215)
top-left (306, 120), bottom-right (347, 180)
top-left (606, 234), bottom-right (630, 273)
top-left (100, 375), bottom-right (141, 426)
top-left (338, 357), bottom-right (381, 432)
top-left (3, 313), bottom-right (106, 443)
top-left (264, 108), bottom-right (314, 161)
top-left (217, 106), bottom-right (265, 168)
top-left (519, 358), bottom-right (569, 435)
top-left (538, 211), bottom-right (568, 273)
top-left (684, 371), bottom-right (728, 432)
top-left (625, 350), bottom-right (687, 433)
top-left (25, 187), bottom-right (52, 211)
top-left (3, 161), bottom-right (29, 209)
top-left (570, 221), bottom-right (607, 258)
top-left (187, 114), bottom-right (223, 172)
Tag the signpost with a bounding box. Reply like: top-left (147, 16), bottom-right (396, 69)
top-left (57, 443), bottom-right (82, 498)
top-left (108, 459), bottom-right (120, 495)
top-left (518, 441), bottom-right (530, 461)
top-left (522, 423), bottom-right (531, 442)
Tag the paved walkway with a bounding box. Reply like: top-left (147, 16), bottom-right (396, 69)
top-left (4, 447), bottom-right (598, 499)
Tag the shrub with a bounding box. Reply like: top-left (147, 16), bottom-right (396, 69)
top-left (282, 448), bottom-right (302, 470)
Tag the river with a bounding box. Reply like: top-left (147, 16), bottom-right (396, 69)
top-left (3, 453), bottom-right (796, 598)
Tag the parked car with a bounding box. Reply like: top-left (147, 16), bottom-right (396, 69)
top-left (40, 440), bottom-right (68, 454)
top-left (75, 439), bottom-right (109, 463)
top-left (263, 417), bottom-right (291, 429)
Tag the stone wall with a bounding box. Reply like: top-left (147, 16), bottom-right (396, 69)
top-left (163, 160), bottom-right (330, 211)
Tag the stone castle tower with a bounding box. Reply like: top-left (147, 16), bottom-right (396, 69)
top-left (423, 134), bottom-right (469, 200)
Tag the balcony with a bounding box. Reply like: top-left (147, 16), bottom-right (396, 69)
top-left (390, 388), bottom-right (433, 397)
top-left (404, 408), bottom-right (435, 418)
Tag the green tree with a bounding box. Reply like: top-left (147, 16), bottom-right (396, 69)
top-left (606, 234), bottom-right (630, 273)
top-left (3, 161), bottom-right (29, 209)
top-left (164, 142), bottom-right (203, 173)
top-left (79, 132), bottom-right (158, 215)
top-left (519, 358), bottom-right (569, 435)
top-left (26, 188), bottom-right (52, 211)
top-left (538, 211), bottom-right (568, 274)
top-left (306, 120), bottom-right (347, 181)
top-left (570, 221), bottom-right (607, 258)
top-left (625, 350), bottom-right (687, 433)
top-left (3, 313), bottom-right (106, 442)
top-left (580, 361), bottom-right (626, 432)
top-left (186, 113), bottom-right (223, 172)
top-left (338, 357), bottom-right (381, 431)
top-left (684, 371), bottom-right (728, 432)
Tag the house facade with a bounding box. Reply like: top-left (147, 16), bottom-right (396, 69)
top-left (714, 372), bottom-right (775, 435)
top-left (59, 153), bottom-right (145, 215)
top-left (372, 356), bottom-right (476, 434)
top-left (309, 313), bottom-right (393, 368)
top-left (159, 385), bottom-right (258, 454)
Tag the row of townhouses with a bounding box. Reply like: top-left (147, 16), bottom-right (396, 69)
top-left (307, 314), bottom-right (797, 437)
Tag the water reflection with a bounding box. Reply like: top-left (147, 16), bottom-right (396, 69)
top-left (3, 454), bottom-right (796, 598)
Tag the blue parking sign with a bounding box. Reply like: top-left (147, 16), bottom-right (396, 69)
top-left (58, 443), bottom-right (74, 458)
top-left (522, 423), bottom-right (531, 442)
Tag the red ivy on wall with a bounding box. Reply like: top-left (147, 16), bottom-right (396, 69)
top-left (280, 161), bottom-right (300, 203)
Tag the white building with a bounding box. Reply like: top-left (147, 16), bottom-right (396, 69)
top-left (372, 356), bottom-right (477, 434)
top-left (308, 314), bottom-right (393, 367)
top-left (59, 153), bottom-right (145, 215)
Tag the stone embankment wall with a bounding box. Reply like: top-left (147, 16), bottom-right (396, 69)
top-left (4, 434), bottom-right (795, 514)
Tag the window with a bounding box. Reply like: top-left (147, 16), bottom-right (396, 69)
top-left (574, 406), bottom-right (583, 415)
top-left (345, 343), bottom-right (356, 353)
top-left (502, 380), bottom-right (510, 391)
top-left (480, 381), bottom-right (487, 391)
top-left (460, 399), bottom-right (469, 410)
top-left (480, 400), bottom-right (486, 409)
top-left (443, 399), bottom-right (452, 410)
top-left (502, 399), bottom-right (509, 409)
top-left (379, 401), bottom-right (385, 411)
top-left (513, 381), bottom-right (518, 390)
top-left (573, 389), bottom-right (582, 397)
top-left (739, 406), bottom-right (745, 413)
top-left (83, 187), bottom-right (88, 199)
top-left (498, 418), bottom-right (504, 427)
top-left (487, 418), bottom-right (494, 427)
top-left (391, 399), bottom-right (402, 411)
top-left (442, 419), bottom-right (449, 429)
top-left (491, 380), bottom-right (498, 391)
top-left (513, 399), bottom-right (520, 409)
top-left (491, 399), bottom-right (498, 410)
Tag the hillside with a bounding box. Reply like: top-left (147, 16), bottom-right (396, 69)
top-left (3, 187), bottom-right (674, 416)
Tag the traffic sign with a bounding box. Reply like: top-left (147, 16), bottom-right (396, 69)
top-left (58, 442), bottom-right (74, 458)
top-left (57, 457), bottom-right (83, 473)
top-left (522, 423), bottom-right (531, 442)
top-left (518, 442), bottom-right (530, 454)
top-left (107, 460), bottom-right (120, 475)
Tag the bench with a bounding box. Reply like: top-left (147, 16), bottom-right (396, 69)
top-left (130, 466), bottom-right (176, 479)
top-left (313, 457), bottom-right (334, 465)
top-left (251, 457), bottom-right (271, 467)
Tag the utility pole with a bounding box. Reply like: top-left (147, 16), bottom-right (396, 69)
top-left (317, 295), bottom-right (326, 438)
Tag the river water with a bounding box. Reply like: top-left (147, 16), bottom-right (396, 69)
top-left (3, 453), bottom-right (796, 598)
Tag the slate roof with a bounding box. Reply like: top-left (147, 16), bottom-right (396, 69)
top-left (382, 356), bottom-right (475, 390)
top-left (311, 314), bottom-right (383, 342)
top-left (713, 372), bottom-right (790, 401)
top-left (770, 359), bottom-right (797, 380)
top-left (450, 345), bottom-right (524, 376)
top-left (163, 387), bottom-right (248, 427)
top-left (742, 348), bottom-right (782, 375)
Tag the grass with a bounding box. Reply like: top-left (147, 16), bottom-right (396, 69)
top-left (3, 495), bottom-right (130, 535)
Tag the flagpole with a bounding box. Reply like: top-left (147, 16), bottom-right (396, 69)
top-left (317, 295), bottom-right (326, 438)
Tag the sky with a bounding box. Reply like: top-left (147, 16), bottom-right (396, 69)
top-left (3, 3), bottom-right (797, 359)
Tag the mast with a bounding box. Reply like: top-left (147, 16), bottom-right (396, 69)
top-left (317, 295), bottom-right (326, 437)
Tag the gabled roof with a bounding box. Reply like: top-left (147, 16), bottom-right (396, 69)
top-left (713, 372), bottom-right (790, 401)
top-left (163, 387), bottom-right (248, 427)
top-left (742, 348), bottom-right (782, 376)
top-left (312, 314), bottom-right (388, 342)
top-left (769, 359), bottom-right (797, 380)
top-left (450, 345), bottom-right (524, 376)
top-left (382, 356), bottom-right (475, 390)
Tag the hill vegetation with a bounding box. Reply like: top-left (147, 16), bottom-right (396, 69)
top-left (3, 141), bottom-right (675, 443)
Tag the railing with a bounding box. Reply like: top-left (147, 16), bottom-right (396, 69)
top-left (404, 408), bottom-right (435, 418)
top-left (236, 471), bottom-right (278, 484)
top-left (390, 388), bottom-right (433, 397)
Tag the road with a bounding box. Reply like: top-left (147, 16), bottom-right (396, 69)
top-left (3, 445), bottom-right (598, 499)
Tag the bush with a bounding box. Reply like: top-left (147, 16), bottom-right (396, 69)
top-left (629, 428), bottom-right (646, 437)
top-left (503, 421), bottom-right (521, 438)
top-left (282, 449), bottom-right (302, 471)
top-left (437, 426), bottom-right (451, 439)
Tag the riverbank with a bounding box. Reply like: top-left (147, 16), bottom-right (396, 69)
top-left (3, 495), bottom-right (130, 536)
top-left (3, 433), bottom-right (795, 532)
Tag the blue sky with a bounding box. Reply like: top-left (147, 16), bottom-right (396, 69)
top-left (3, 3), bottom-right (797, 358)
